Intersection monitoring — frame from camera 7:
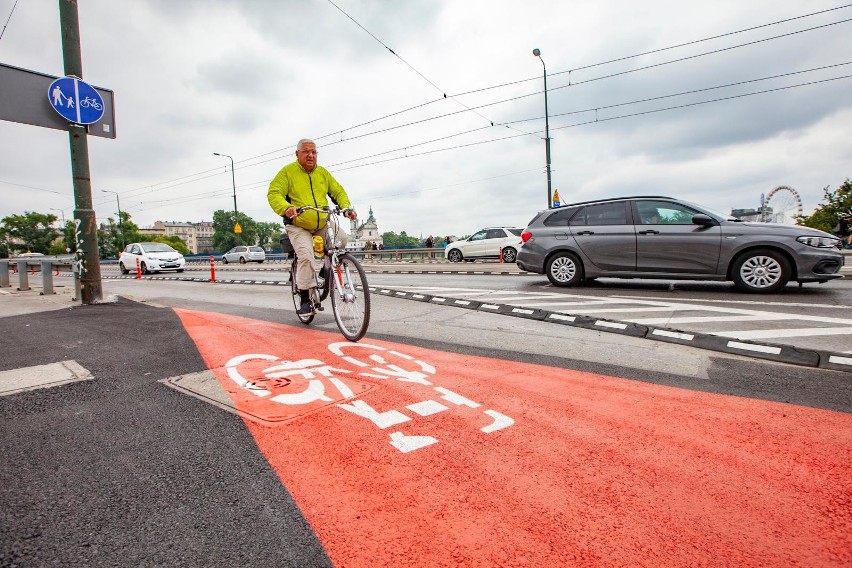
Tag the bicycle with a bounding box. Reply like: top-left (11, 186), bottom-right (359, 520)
top-left (283, 206), bottom-right (371, 342)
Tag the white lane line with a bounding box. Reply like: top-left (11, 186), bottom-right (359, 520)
top-left (712, 327), bottom-right (852, 340)
top-left (631, 314), bottom-right (791, 325)
top-left (397, 286), bottom-right (852, 328)
top-left (613, 295), bottom-right (852, 310)
top-left (563, 306), bottom-right (715, 314)
top-left (510, 300), bottom-right (641, 307)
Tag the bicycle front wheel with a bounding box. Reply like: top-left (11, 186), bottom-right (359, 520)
top-left (330, 253), bottom-right (370, 341)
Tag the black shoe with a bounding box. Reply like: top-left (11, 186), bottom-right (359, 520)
top-left (297, 290), bottom-right (313, 315)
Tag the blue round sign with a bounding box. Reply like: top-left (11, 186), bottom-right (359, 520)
top-left (47, 77), bottom-right (104, 125)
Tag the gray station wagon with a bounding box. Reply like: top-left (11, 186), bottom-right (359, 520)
top-left (516, 196), bottom-right (844, 293)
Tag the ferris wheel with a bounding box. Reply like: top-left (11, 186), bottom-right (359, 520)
top-left (761, 185), bottom-right (803, 224)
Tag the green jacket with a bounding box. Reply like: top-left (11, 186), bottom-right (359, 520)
top-left (267, 162), bottom-right (351, 231)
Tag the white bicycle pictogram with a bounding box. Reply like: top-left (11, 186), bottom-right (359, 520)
top-left (225, 342), bottom-right (514, 453)
top-left (79, 97), bottom-right (103, 111)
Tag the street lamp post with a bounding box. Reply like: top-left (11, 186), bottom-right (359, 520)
top-left (101, 190), bottom-right (124, 251)
top-left (533, 48), bottom-right (553, 209)
top-left (49, 207), bottom-right (66, 226)
top-left (213, 152), bottom-right (239, 231)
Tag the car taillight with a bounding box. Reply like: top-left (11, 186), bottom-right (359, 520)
top-left (521, 231), bottom-right (532, 243)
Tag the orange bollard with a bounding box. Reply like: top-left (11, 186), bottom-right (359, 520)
top-left (499, 247), bottom-right (503, 263)
top-left (209, 255), bottom-right (216, 283)
top-left (135, 257), bottom-right (141, 279)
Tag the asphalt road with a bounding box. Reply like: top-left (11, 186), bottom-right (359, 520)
top-left (2, 265), bottom-right (851, 566)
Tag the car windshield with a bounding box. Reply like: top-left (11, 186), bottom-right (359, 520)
top-left (142, 243), bottom-right (177, 252)
top-left (678, 200), bottom-right (739, 222)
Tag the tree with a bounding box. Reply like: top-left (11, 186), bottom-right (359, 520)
top-left (99, 211), bottom-right (144, 257)
top-left (211, 210), bottom-right (258, 251)
top-left (152, 235), bottom-right (190, 255)
top-left (0, 212), bottom-right (60, 255)
top-left (798, 179), bottom-right (852, 234)
top-left (380, 231), bottom-right (420, 248)
top-left (256, 221), bottom-right (283, 250)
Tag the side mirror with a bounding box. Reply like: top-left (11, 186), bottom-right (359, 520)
top-left (692, 214), bottom-right (715, 227)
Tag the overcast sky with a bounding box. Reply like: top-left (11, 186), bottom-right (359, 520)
top-left (1, 0), bottom-right (850, 239)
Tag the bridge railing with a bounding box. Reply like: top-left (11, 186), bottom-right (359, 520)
top-left (0, 257), bottom-right (79, 297)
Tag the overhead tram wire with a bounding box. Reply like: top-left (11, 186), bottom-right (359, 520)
top-left (0, 0), bottom-right (18, 41)
top-left (259, 16), bottom-right (852, 165)
top-left (120, 6), bottom-right (850, 199)
top-left (547, 74), bottom-right (852, 133)
top-left (290, 4), bottom-right (852, 155)
top-left (450, 3), bottom-right (852, 98)
top-left (120, 61), bottom-right (852, 209)
top-left (504, 62), bottom-right (852, 126)
top-left (323, 0), bottom-right (535, 139)
top-left (328, 72), bottom-right (852, 172)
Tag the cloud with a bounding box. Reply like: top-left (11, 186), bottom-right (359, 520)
top-left (1, 0), bottom-right (849, 241)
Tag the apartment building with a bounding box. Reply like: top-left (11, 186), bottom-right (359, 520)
top-left (139, 221), bottom-right (215, 254)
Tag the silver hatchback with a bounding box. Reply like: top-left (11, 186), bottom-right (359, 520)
top-left (516, 196), bottom-right (844, 293)
top-left (222, 246), bottom-right (266, 264)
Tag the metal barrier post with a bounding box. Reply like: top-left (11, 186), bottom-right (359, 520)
top-left (0, 260), bottom-right (9, 288)
top-left (41, 261), bottom-right (55, 295)
top-left (16, 260), bottom-right (30, 291)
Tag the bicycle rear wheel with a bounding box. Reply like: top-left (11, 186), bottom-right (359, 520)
top-left (330, 252), bottom-right (370, 341)
top-left (290, 258), bottom-right (314, 324)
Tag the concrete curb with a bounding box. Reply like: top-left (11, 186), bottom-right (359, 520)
top-left (371, 284), bottom-right (848, 373)
top-left (99, 276), bottom-right (851, 374)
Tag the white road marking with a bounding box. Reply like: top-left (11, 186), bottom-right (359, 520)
top-left (712, 327), bottom-right (852, 339)
top-left (395, 285), bottom-right (852, 340)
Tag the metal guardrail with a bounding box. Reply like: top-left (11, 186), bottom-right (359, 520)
top-left (183, 247), bottom-right (450, 264)
top-left (0, 258), bottom-right (79, 297)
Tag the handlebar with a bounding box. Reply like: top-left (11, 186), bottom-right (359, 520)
top-left (295, 205), bottom-right (351, 216)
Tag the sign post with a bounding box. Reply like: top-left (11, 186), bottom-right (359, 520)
top-left (59, 0), bottom-right (103, 304)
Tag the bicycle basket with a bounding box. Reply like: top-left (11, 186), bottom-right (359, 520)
top-left (279, 233), bottom-right (295, 254)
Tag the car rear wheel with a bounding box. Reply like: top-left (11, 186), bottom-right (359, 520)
top-left (119, 262), bottom-right (129, 275)
top-left (501, 247), bottom-right (517, 263)
top-left (447, 249), bottom-right (463, 262)
top-left (239, 257), bottom-right (246, 264)
top-left (546, 252), bottom-right (583, 287)
top-left (731, 249), bottom-right (790, 293)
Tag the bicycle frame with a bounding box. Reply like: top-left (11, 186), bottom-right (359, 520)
top-left (289, 206), bottom-right (371, 341)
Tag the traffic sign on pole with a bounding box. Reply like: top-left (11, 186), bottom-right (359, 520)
top-left (48, 76), bottom-right (105, 125)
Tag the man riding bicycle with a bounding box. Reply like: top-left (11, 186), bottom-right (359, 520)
top-left (268, 138), bottom-right (357, 314)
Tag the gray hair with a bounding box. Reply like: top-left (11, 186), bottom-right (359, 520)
top-left (296, 138), bottom-right (315, 151)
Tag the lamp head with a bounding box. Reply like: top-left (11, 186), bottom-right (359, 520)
top-left (532, 48), bottom-right (541, 57)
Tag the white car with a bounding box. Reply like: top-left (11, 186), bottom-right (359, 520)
top-left (445, 227), bottom-right (523, 263)
top-left (221, 245), bottom-right (265, 264)
top-left (119, 242), bottom-right (185, 274)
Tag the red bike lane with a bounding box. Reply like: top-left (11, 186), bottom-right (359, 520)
top-left (176, 308), bottom-right (851, 567)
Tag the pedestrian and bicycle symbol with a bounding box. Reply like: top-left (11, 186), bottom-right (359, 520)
top-left (47, 76), bottom-right (104, 125)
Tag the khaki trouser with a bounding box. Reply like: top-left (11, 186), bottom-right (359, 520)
top-left (286, 222), bottom-right (348, 291)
